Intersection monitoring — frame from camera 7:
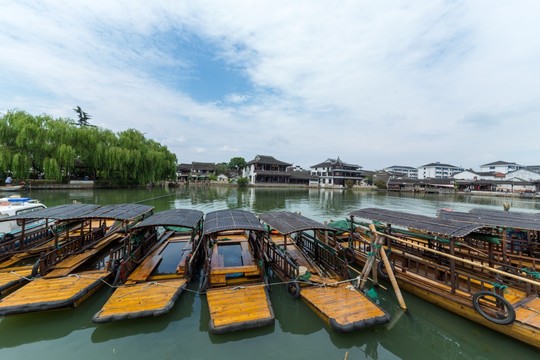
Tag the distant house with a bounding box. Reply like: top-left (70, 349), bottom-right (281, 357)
top-left (384, 166), bottom-right (418, 179)
top-left (479, 161), bottom-right (523, 174)
top-left (417, 162), bottom-right (463, 179)
top-left (310, 157), bottom-right (364, 187)
top-left (217, 174), bottom-right (228, 182)
top-left (176, 162), bottom-right (216, 182)
top-left (288, 170), bottom-right (317, 186)
top-left (243, 155), bottom-right (293, 185)
top-left (452, 170), bottom-right (500, 181)
top-left (177, 163), bottom-right (192, 182)
top-left (504, 169), bottom-right (540, 182)
top-left (191, 162), bottom-right (216, 180)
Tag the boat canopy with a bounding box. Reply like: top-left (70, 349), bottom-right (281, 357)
top-left (0, 203), bottom-right (153, 222)
top-left (202, 209), bottom-right (265, 236)
top-left (84, 204), bottom-right (153, 221)
top-left (259, 211), bottom-right (335, 235)
top-left (132, 208), bottom-right (204, 230)
top-left (438, 208), bottom-right (540, 231)
top-left (0, 204), bottom-right (100, 222)
top-left (349, 208), bottom-right (486, 238)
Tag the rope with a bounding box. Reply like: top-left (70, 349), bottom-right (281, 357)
top-left (521, 268), bottom-right (540, 279)
top-left (132, 193), bottom-right (177, 204)
top-left (490, 282), bottom-right (509, 293)
top-left (8, 271), bottom-right (33, 281)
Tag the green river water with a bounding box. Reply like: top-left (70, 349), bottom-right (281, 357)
top-left (0, 187), bottom-right (538, 360)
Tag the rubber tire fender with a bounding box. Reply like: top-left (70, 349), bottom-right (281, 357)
top-left (377, 260), bottom-right (395, 279)
top-left (287, 280), bottom-right (301, 299)
top-left (472, 291), bottom-right (516, 325)
top-left (3, 233), bottom-right (14, 243)
top-left (343, 247), bottom-right (356, 264)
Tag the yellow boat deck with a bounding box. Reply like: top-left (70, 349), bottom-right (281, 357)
top-left (270, 235), bottom-right (390, 331)
top-left (0, 266), bottom-right (33, 294)
top-left (301, 283), bottom-right (390, 331)
top-left (93, 278), bottom-right (187, 323)
top-left (206, 285), bottom-right (274, 334)
top-left (0, 270), bottom-right (110, 315)
top-left (515, 297), bottom-right (540, 329)
top-left (92, 235), bottom-right (193, 323)
top-left (45, 232), bottom-right (124, 278)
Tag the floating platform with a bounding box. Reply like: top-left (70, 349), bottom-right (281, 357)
top-left (301, 283), bottom-right (390, 332)
top-left (0, 270), bottom-right (110, 315)
top-left (93, 278), bottom-right (187, 323)
top-left (206, 285), bottom-right (274, 334)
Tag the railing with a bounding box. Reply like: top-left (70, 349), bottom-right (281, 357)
top-left (39, 226), bottom-right (106, 275)
top-left (297, 232), bottom-right (348, 279)
top-left (0, 227), bottom-right (52, 259)
top-left (259, 235), bottom-right (298, 281)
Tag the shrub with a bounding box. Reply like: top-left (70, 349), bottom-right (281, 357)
top-left (236, 177), bottom-right (249, 187)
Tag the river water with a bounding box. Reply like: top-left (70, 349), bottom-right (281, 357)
top-left (0, 187), bottom-right (538, 360)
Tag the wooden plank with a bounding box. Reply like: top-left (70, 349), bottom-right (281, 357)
top-left (93, 278), bottom-right (187, 322)
top-left (206, 285), bottom-right (273, 329)
top-left (0, 270), bottom-right (110, 314)
top-left (211, 265), bottom-right (259, 275)
top-left (300, 283), bottom-right (389, 331)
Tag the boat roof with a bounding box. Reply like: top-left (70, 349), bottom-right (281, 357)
top-left (0, 203), bottom-right (153, 222)
top-left (438, 208), bottom-right (540, 231)
top-left (202, 209), bottom-right (265, 236)
top-left (132, 209), bottom-right (204, 230)
top-left (84, 204), bottom-right (154, 221)
top-left (259, 211), bottom-right (335, 235)
top-left (349, 208), bottom-right (486, 238)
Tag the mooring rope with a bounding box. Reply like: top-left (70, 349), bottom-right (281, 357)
top-left (8, 271), bottom-right (33, 281)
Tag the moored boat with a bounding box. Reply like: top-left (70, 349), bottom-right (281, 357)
top-left (0, 204), bottom-right (154, 315)
top-left (199, 209), bottom-right (274, 334)
top-left (92, 208), bottom-right (204, 323)
top-left (258, 211), bottom-right (390, 332)
top-left (347, 208), bottom-right (540, 349)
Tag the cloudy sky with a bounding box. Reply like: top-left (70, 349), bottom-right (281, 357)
top-left (1, 1), bottom-right (539, 170)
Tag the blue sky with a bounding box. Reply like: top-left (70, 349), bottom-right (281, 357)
top-left (1, 1), bottom-right (540, 170)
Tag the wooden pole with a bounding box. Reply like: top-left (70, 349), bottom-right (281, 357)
top-left (379, 245), bottom-right (407, 310)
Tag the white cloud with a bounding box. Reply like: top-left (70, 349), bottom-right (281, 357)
top-left (1, 1), bottom-right (540, 169)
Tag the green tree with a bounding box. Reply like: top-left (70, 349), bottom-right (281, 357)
top-left (236, 177), bottom-right (249, 187)
top-left (216, 162), bottom-right (230, 176)
top-left (73, 106), bottom-right (92, 127)
top-left (228, 157), bottom-right (246, 172)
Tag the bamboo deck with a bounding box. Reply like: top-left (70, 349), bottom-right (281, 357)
top-left (93, 278), bottom-right (187, 323)
top-left (0, 270), bottom-right (110, 315)
top-left (206, 285), bottom-right (274, 334)
top-left (92, 235), bottom-right (194, 323)
top-left (0, 266), bottom-right (33, 294)
top-left (301, 283), bottom-right (390, 332)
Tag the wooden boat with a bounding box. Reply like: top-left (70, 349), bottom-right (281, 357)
top-left (258, 211), bottom-right (390, 332)
top-left (437, 208), bottom-right (540, 274)
top-left (0, 204), bottom-right (104, 294)
top-left (199, 209), bottom-right (274, 334)
top-left (93, 208), bottom-right (204, 323)
top-left (0, 204), bottom-right (154, 315)
top-left (347, 208), bottom-right (540, 349)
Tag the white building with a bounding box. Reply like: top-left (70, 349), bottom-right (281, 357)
top-left (417, 162), bottom-right (463, 179)
top-left (310, 157), bottom-right (363, 187)
top-left (384, 166), bottom-right (418, 179)
top-left (504, 169), bottom-right (540, 182)
top-left (452, 170), bottom-right (498, 181)
top-left (479, 161), bottom-right (523, 174)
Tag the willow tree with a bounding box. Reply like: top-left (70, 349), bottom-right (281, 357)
top-left (0, 110), bottom-right (177, 184)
